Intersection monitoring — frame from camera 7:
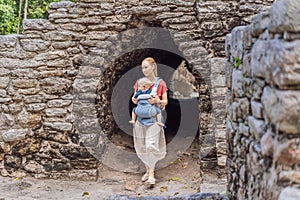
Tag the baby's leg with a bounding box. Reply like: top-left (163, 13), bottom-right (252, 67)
top-left (156, 113), bottom-right (164, 127)
top-left (129, 111), bottom-right (136, 124)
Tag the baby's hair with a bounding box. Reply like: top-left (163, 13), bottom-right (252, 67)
top-left (138, 77), bottom-right (153, 87)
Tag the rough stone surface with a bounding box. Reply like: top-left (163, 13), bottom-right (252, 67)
top-left (226, 0), bottom-right (300, 199)
top-left (0, 0), bottom-right (274, 190)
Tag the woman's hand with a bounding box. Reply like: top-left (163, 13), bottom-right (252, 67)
top-left (132, 97), bottom-right (138, 104)
top-left (148, 95), bottom-right (160, 104)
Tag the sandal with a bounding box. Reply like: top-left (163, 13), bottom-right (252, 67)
top-left (141, 173), bottom-right (149, 182)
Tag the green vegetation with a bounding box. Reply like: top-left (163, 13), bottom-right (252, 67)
top-left (233, 57), bottom-right (243, 68)
top-left (0, 0), bottom-right (75, 35)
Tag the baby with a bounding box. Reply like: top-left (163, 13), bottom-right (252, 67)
top-left (129, 77), bottom-right (164, 127)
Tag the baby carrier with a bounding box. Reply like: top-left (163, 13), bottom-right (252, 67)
top-left (134, 78), bottom-right (162, 126)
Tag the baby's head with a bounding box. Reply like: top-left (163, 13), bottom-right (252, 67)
top-left (138, 77), bottom-right (153, 91)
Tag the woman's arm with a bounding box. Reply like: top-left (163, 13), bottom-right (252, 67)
top-left (132, 90), bottom-right (138, 104)
top-left (160, 92), bottom-right (168, 106)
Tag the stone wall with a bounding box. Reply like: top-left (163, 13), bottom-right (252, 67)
top-left (226, 0), bottom-right (300, 199)
top-left (0, 0), bottom-right (273, 180)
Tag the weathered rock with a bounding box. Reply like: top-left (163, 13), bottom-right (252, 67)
top-left (2, 129), bottom-right (29, 142)
top-left (43, 122), bottom-right (73, 132)
top-left (20, 39), bottom-right (51, 52)
top-left (252, 39), bottom-right (300, 89)
top-left (279, 187), bottom-right (300, 200)
top-left (251, 100), bottom-right (263, 119)
top-left (23, 19), bottom-right (56, 31)
top-left (0, 77), bottom-right (10, 89)
top-left (40, 77), bottom-right (72, 95)
top-left (17, 109), bottom-right (41, 128)
top-left (262, 87), bottom-right (300, 134)
top-left (232, 69), bottom-right (244, 98)
top-left (269, 0), bottom-right (300, 33)
top-left (260, 129), bottom-right (274, 156)
top-left (274, 138), bottom-right (300, 166)
top-left (0, 35), bottom-right (18, 49)
top-left (248, 116), bottom-right (266, 140)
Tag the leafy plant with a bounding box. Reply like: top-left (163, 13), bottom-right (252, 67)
top-left (0, 0), bottom-right (76, 35)
top-left (233, 57), bottom-right (242, 68)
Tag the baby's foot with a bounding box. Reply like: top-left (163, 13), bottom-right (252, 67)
top-left (157, 122), bottom-right (164, 127)
top-left (129, 120), bottom-right (135, 124)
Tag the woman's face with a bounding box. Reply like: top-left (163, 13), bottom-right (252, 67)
top-left (141, 61), bottom-right (154, 77)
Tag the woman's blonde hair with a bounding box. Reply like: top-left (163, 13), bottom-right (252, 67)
top-left (142, 57), bottom-right (158, 77)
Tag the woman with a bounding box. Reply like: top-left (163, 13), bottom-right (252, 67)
top-left (131, 57), bottom-right (168, 186)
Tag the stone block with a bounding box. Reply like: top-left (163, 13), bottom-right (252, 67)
top-left (40, 77), bottom-right (72, 95)
top-left (43, 31), bottom-right (81, 42)
top-left (243, 77), bottom-right (252, 98)
top-left (225, 61), bottom-right (233, 89)
top-left (275, 138), bottom-right (300, 166)
top-left (284, 32), bottom-right (300, 40)
top-left (260, 129), bottom-right (274, 157)
top-left (12, 79), bottom-right (38, 89)
top-left (0, 68), bottom-right (10, 76)
top-left (76, 66), bottom-right (102, 78)
top-left (262, 87), bottom-right (300, 134)
top-left (269, 0), bottom-right (300, 33)
top-left (24, 160), bottom-right (44, 173)
top-left (47, 100), bottom-right (72, 108)
top-left (210, 57), bottom-right (226, 75)
top-left (197, 1), bottom-right (237, 13)
top-left (0, 35), bottom-right (18, 49)
top-left (79, 133), bottom-right (101, 147)
top-left (73, 78), bottom-right (99, 93)
top-left (49, 1), bottom-right (75, 9)
top-left (2, 129), bottom-right (29, 142)
top-left (251, 39), bottom-right (273, 79)
top-left (279, 171), bottom-right (300, 184)
top-left (248, 116), bottom-right (266, 140)
top-left (239, 123), bottom-right (249, 137)
top-left (279, 187), bottom-right (300, 200)
top-left (252, 78), bottom-right (265, 101)
top-left (225, 33), bottom-right (231, 59)
top-left (230, 98), bottom-right (249, 122)
top-left (45, 108), bottom-right (68, 117)
top-left (230, 26), bottom-right (248, 61)
top-left (23, 19), bottom-right (56, 31)
top-left (26, 103), bottom-right (46, 112)
top-left (231, 69), bottom-right (244, 98)
top-left (251, 11), bottom-right (270, 37)
top-left (242, 53), bottom-right (252, 78)
top-left (0, 113), bottom-right (15, 129)
top-left (252, 39), bottom-right (300, 88)
top-left (0, 77), bottom-right (9, 89)
top-left (17, 109), bottom-right (41, 128)
top-left (20, 39), bottom-right (51, 52)
top-left (251, 100), bottom-right (263, 119)
top-left (8, 103), bottom-right (23, 114)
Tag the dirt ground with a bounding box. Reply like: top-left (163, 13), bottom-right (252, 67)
top-left (0, 132), bottom-right (226, 200)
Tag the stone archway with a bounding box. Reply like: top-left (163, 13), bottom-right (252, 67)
top-left (91, 25), bottom-right (216, 176)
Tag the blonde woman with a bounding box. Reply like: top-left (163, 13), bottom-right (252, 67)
top-left (131, 57), bottom-right (168, 186)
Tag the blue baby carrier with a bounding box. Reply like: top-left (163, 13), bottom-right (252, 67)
top-left (135, 78), bottom-right (162, 126)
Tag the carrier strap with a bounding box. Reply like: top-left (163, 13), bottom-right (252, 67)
top-left (150, 77), bottom-right (161, 96)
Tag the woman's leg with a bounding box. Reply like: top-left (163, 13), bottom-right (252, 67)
top-left (147, 165), bottom-right (156, 184)
top-left (141, 164), bottom-right (150, 181)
